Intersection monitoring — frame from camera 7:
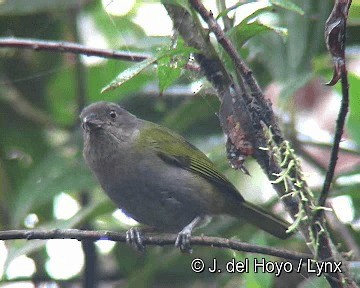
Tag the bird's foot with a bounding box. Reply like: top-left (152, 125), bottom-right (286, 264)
top-left (126, 227), bottom-right (145, 252)
top-left (175, 228), bottom-right (193, 253)
top-left (175, 216), bottom-right (202, 253)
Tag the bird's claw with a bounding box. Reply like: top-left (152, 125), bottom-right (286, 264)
top-left (175, 230), bottom-right (193, 253)
top-left (126, 227), bottom-right (145, 252)
top-left (175, 217), bottom-right (202, 253)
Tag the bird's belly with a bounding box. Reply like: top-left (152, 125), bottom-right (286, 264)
top-left (101, 163), bottom-right (215, 232)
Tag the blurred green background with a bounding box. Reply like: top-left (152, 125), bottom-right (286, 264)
top-left (0, 0), bottom-right (359, 287)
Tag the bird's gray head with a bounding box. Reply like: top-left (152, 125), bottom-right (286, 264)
top-left (80, 101), bottom-right (138, 139)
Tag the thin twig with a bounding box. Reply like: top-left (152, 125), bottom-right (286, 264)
top-left (189, 0), bottom-right (263, 99)
top-left (0, 37), bottom-right (200, 71)
top-left (0, 37), bottom-right (149, 61)
top-left (0, 229), bottom-right (311, 261)
top-left (319, 0), bottom-right (352, 209)
top-left (217, 0), bottom-right (232, 32)
top-left (318, 71), bottom-right (350, 208)
top-left (0, 272), bottom-right (124, 284)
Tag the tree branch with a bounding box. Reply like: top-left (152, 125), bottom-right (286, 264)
top-left (0, 37), bottom-right (200, 71)
top-left (0, 229), bottom-right (311, 261)
top-left (186, 0), bottom-right (309, 240)
top-left (0, 37), bottom-right (149, 61)
top-left (318, 71), bottom-right (350, 208)
top-left (319, 0), bottom-right (352, 209)
top-left (164, 1), bottom-right (357, 287)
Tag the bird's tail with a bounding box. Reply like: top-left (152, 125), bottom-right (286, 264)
top-left (235, 201), bottom-right (292, 239)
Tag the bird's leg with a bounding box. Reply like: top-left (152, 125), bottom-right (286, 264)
top-left (126, 227), bottom-right (145, 252)
top-left (175, 216), bottom-right (202, 253)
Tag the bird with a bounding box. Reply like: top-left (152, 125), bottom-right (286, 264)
top-left (80, 101), bottom-right (291, 252)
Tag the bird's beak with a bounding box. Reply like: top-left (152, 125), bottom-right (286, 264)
top-left (82, 113), bottom-right (103, 131)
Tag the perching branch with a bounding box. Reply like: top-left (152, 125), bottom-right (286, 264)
top-left (0, 272), bottom-right (125, 284)
top-left (0, 229), bottom-right (311, 261)
top-left (0, 2), bottom-right (355, 286)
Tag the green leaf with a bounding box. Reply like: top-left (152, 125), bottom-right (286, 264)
top-left (270, 0), bottom-right (304, 15)
top-left (218, 0), bottom-right (303, 22)
top-left (12, 146), bottom-right (95, 227)
top-left (230, 21), bottom-right (288, 48)
top-left (101, 56), bottom-right (158, 93)
top-left (216, 1), bottom-right (243, 20)
top-left (157, 56), bottom-right (183, 94)
top-left (157, 40), bottom-right (192, 93)
top-left (218, 1), bottom-right (276, 23)
top-left (102, 46), bottom-right (197, 93)
top-left (233, 2), bottom-right (273, 25)
top-left (220, 2), bottom-right (289, 49)
top-left (88, 60), bottom-right (152, 101)
top-left (346, 73), bottom-right (360, 145)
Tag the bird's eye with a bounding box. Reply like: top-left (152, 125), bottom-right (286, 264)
top-left (109, 110), bottom-right (117, 118)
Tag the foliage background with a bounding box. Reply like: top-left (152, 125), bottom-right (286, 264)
top-left (0, 0), bottom-right (360, 287)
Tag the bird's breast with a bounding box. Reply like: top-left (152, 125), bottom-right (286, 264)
top-left (84, 135), bottom-right (227, 231)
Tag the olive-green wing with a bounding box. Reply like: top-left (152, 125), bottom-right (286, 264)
top-left (137, 123), bottom-right (244, 202)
